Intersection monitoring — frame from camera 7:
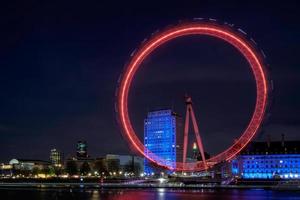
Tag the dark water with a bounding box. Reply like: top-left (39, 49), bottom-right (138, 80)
top-left (1, 188), bottom-right (300, 200)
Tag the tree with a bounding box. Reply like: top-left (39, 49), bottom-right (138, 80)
top-left (18, 169), bottom-right (31, 177)
top-left (32, 167), bottom-right (41, 176)
top-left (107, 159), bottom-right (120, 173)
top-left (94, 159), bottom-right (108, 175)
top-left (123, 161), bottom-right (142, 176)
top-left (41, 167), bottom-right (51, 175)
top-left (80, 162), bottom-right (91, 175)
top-left (53, 166), bottom-right (64, 176)
top-left (48, 167), bottom-right (56, 176)
top-left (66, 160), bottom-right (78, 175)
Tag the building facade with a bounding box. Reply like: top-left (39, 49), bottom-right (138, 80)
top-left (231, 139), bottom-right (300, 179)
top-left (9, 159), bottom-right (51, 171)
top-left (144, 109), bottom-right (183, 174)
top-left (50, 148), bottom-right (62, 167)
top-left (77, 141), bottom-right (88, 158)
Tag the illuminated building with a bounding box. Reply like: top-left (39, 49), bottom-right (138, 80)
top-left (50, 149), bottom-right (62, 167)
top-left (189, 141), bottom-right (210, 162)
top-left (0, 163), bottom-right (13, 176)
top-left (77, 141), bottom-right (88, 158)
top-left (0, 164), bottom-right (12, 170)
top-left (231, 136), bottom-right (300, 179)
top-left (9, 159), bottom-right (50, 171)
top-left (192, 142), bottom-right (198, 160)
top-left (144, 109), bottom-right (183, 174)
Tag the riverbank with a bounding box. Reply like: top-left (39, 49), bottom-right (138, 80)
top-left (0, 182), bottom-right (291, 190)
top-left (1, 177), bottom-right (299, 191)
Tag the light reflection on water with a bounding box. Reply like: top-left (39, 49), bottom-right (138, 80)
top-left (0, 188), bottom-right (300, 200)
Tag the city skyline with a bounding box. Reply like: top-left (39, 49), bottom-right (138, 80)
top-left (1, 1), bottom-right (300, 163)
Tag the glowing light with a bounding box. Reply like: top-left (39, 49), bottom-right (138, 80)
top-left (158, 178), bottom-right (166, 184)
top-left (193, 142), bottom-right (197, 150)
top-left (158, 188), bottom-right (166, 196)
top-left (116, 22), bottom-right (269, 171)
top-left (0, 164), bottom-right (12, 170)
top-left (37, 174), bottom-right (46, 178)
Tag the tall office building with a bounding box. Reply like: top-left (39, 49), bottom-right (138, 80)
top-left (76, 141), bottom-right (88, 158)
top-left (50, 148), bottom-right (62, 167)
top-left (144, 109), bottom-right (183, 174)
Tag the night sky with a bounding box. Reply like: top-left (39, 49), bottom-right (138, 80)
top-left (0, 1), bottom-right (299, 162)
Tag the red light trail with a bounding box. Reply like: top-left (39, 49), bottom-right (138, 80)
top-left (116, 21), bottom-right (269, 171)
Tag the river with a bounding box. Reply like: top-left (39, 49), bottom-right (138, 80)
top-left (1, 188), bottom-right (300, 200)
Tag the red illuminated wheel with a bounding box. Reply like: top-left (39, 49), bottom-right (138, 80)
top-left (116, 21), bottom-right (269, 171)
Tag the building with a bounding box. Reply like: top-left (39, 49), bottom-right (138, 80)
top-left (192, 142), bottom-right (198, 159)
top-left (9, 159), bottom-right (51, 171)
top-left (144, 109), bottom-right (183, 174)
top-left (0, 163), bottom-right (13, 176)
top-left (118, 155), bottom-right (143, 175)
top-left (64, 141), bottom-right (92, 175)
top-left (83, 154), bottom-right (144, 176)
top-left (77, 141), bottom-right (88, 158)
top-left (64, 154), bottom-right (144, 176)
top-left (190, 142), bottom-right (210, 162)
top-left (65, 156), bottom-right (94, 175)
top-left (106, 154), bottom-right (120, 173)
top-left (94, 157), bottom-right (107, 175)
top-left (50, 148), bottom-right (62, 167)
top-left (231, 136), bottom-right (300, 179)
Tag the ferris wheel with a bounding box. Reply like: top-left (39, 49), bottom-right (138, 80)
top-left (116, 19), bottom-right (271, 171)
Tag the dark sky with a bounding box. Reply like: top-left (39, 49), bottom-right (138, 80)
top-left (0, 1), bottom-right (299, 162)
